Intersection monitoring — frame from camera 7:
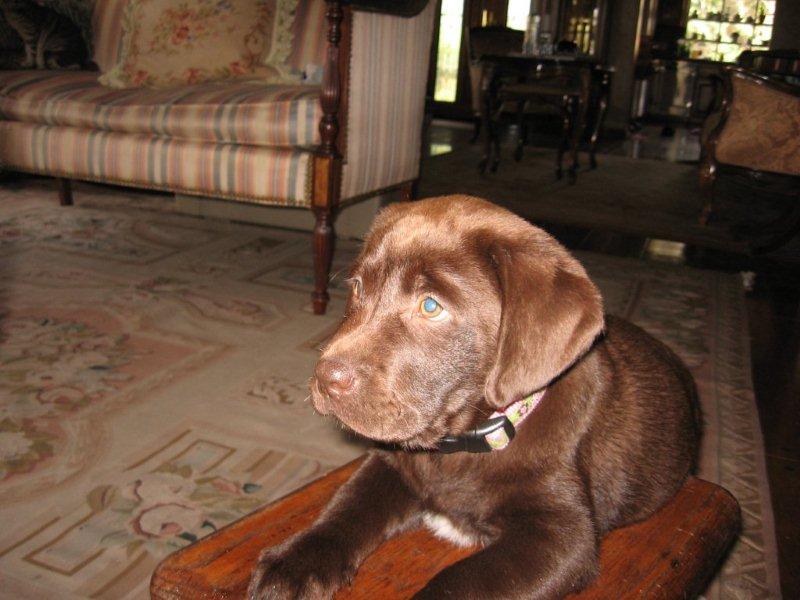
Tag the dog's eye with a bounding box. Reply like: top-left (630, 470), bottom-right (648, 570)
top-left (419, 296), bottom-right (447, 320)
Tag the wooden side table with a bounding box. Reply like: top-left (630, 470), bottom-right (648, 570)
top-left (151, 458), bottom-right (740, 599)
top-left (477, 54), bottom-right (612, 183)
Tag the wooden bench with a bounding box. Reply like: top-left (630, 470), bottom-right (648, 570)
top-left (150, 458), bottom-right (741, 599)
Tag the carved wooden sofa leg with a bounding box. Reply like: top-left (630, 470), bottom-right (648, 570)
top-left (400, 179), bottom-right (419, 202)
top-left (312, 206), bottom-right (335, 315)
top-left (306, 0), bottom-right (347, 315)
top-left (58, 178), bottom-right (73, 206)
top-left (698, 158), bottom-right (716, 226)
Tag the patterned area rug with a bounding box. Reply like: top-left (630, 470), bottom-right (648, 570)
top-left (0, 178), bottom-right (779, 599)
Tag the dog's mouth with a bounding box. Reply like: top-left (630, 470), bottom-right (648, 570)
top-left (310, 379), bottom-right (449, 448)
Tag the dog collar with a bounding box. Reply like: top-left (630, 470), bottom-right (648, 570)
top-left (436, 389), bottom-right (546, 454)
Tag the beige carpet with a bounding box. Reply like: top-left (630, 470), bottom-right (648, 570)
top-left (0, 178), bottom-right (779, 598)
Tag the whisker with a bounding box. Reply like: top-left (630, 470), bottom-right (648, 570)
top-left (456, 399), bottom-right (493, 420)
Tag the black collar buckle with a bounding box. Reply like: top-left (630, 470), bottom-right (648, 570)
top-left (436, 415), bottom-right (516, 454)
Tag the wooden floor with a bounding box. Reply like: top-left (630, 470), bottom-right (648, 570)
top-left (424, 122), bottom-right (800, 598)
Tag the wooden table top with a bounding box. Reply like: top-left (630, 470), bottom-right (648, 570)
top-left (151, 457), bottom-right (740, 600)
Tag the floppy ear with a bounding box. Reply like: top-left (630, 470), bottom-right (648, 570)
top-left (483, 224), bottom-right (604, 408)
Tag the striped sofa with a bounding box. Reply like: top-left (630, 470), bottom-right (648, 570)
top-left (0, 0), bottom-right (435, 314)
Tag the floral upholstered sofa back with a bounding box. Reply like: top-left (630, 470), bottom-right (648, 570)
top-left (91, 0), bottom-right (328, 88)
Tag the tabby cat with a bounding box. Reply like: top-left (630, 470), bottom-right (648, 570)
top-left (0, 0), bottom-right (88, 70)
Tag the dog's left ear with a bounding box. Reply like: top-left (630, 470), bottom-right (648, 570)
top-left (483, 222), bottom-right (604, 407)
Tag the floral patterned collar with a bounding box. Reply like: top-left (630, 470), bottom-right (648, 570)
top-left (436, 389), bottom-right (547, 454)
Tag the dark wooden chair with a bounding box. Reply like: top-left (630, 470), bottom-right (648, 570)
top-left (491, 58), bottom-right (592, 183)
top-left (151, 457), bottom-right (740, 600)
top-left (474, 50), bottom-right (611, 184)
top-left (699, 66), bottom-right (800, 253)
top-left (702, 49), bottom-right (800, 137)
top-left (737, 49), bottom-right (800, 83)
top-left (466, 26), bottom-right (525, 143)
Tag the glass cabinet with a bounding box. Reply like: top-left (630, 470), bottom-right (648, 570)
top-left (559, 0), bottom-right (606, 57)
top-left (680, 0), bottom-right (776, 62)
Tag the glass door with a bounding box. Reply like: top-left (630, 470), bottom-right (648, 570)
top-left (428, 1), bottom-right (512, 119)
top-left (433, 0), bottom-right (468, 102)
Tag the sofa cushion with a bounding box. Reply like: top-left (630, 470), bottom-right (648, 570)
top-left (99, 0), bottom-right (278, 88)
top-left (262, 0), bottom-right (328, 83)
top-left (0, 70), bottom-right (322, 148)
top-left (92, 0), bottom-right (127, 73)
top-left (0, 121), bottom-right (315, 206)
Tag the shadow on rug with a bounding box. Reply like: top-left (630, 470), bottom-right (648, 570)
top-left (0, 179), bottom-right (780, 599)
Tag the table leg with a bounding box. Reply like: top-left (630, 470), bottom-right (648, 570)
top-left (556, 95), bottom-right (571, 180)
top-left (490, 104), bottom-right (501, 173)
top-left (479, 89), bottom-right (494, 174)
top-left (568, 95), bottom-right (581, 184)
top-left (514, 100), bottom-right (525, 162)
top-left (470, 115), bottom-right (481, 144)
top-left (58, 178), bottom-right (73, 206)
top-left (589, 72), bottom-right (611, 170)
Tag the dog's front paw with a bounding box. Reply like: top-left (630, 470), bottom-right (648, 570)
top-left (246, 539), bottom-right (349, 600)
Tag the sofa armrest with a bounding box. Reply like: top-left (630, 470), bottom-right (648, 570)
top-left (338, 0), bottom-right (436, 201)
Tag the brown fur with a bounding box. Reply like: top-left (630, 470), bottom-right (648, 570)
top-left (248, 196), bottom-right (701, 600)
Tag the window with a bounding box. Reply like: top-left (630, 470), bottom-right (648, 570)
top-left (507, 0), bottom-right (531, 31)
top-left (433, 0), bottom-right (465, 102)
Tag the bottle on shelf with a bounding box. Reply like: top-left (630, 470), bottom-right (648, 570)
top-left (523, 14), bottom-right (540, 54)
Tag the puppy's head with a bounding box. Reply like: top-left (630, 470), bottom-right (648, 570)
top-left (311, 196), bottom-right (604, 449)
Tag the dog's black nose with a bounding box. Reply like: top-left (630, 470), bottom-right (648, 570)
top-left (315, 359), bottom-right (357, 399)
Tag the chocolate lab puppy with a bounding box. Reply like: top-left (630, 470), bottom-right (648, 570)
top-left (248, 195), bottom-right (700, 599)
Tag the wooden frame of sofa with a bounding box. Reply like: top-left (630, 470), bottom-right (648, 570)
top-left (55, 0), bottom-right (430, 315)
top-left (699, 66), bottom-right (800, 253)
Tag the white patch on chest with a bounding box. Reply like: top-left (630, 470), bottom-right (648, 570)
top-left (422, 511), bottom-right (478, 548)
